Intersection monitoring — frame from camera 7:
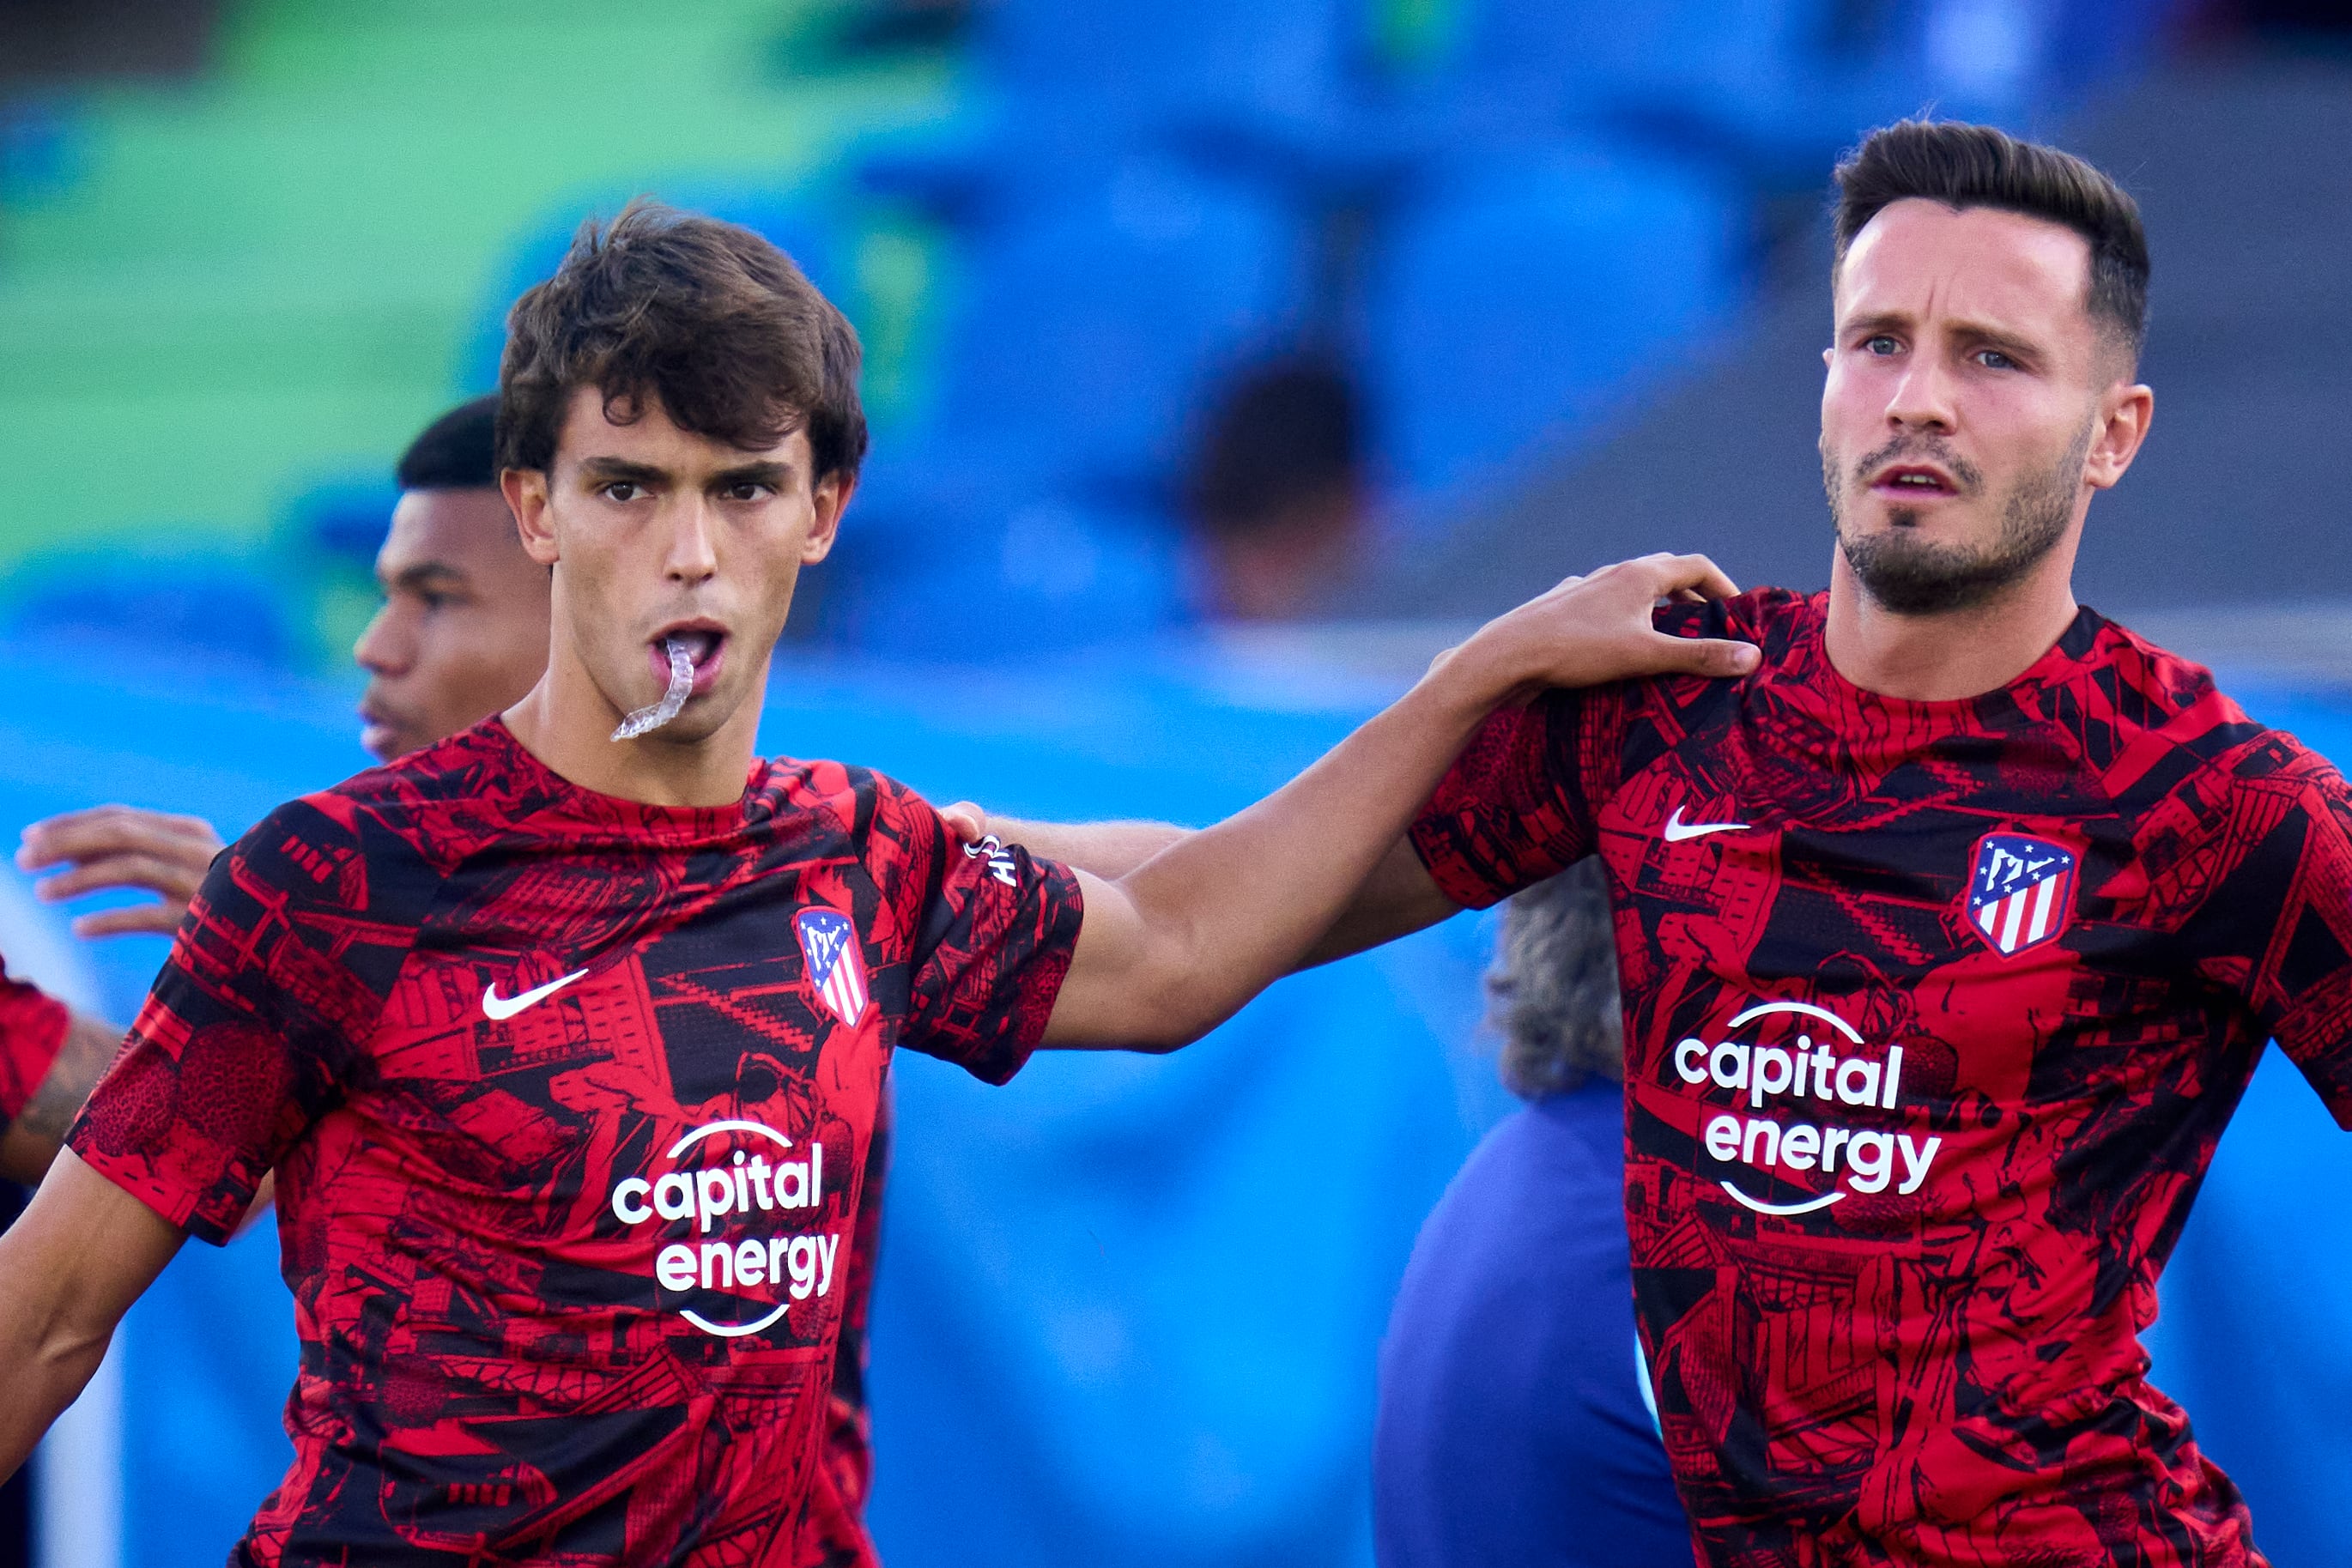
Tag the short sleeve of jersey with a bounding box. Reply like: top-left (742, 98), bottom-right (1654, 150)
top-left (2197, 754), bottom-right (2352, 1124)
top-left (1409, 681), bottom-right (1628, 910)
top-left (66, 796), bottom-right (408, 1243)
top-left (869, 778), bottom-right (1084, 1085)
top-left (0, 960), bottom-right (70, 1134)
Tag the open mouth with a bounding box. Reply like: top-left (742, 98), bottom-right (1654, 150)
top-left (1871, 465), bottom-right (1959, 499)
top-left (356, 693), bottom-right (412, 762)
top-left (650, 625), bottom-right (727, 696)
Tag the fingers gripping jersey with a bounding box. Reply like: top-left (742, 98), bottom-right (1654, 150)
top-left (67, 720), bottom-right (1081, 1567)
top-left (1410, 590), bottom-right (2352, 1568)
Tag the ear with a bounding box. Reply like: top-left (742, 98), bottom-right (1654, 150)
top-left (2082, 381), bottom-right (2155, 492)
top-left (503, 469), bottom-right (560, 566)
top-left (801, 472), bottom-right (854, 565)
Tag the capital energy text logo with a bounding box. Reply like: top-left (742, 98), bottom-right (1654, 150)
top-left (1672, 1001), bottom-right (1941, 1216)
top-left (609, 1119), bottom-right (841, 1337)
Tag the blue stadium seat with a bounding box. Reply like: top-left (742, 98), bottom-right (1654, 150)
top-left (835, 159), bottom-right (1301, 651)
top-left (823, 487), bottom-right (1187, 660)
top-left (1361, 142), bottom-right (1744, 513)
top-left (912, 159), bottom-right (1306, 502)
top-left (968, 0), bottom-right (1360, 166)
top-left (0, 549), bottom-right (296, 669)
top-left (1427, 0), bottom-right (1936, 184)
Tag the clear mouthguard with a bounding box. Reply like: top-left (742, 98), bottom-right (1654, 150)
top-left (611, 637), bottom-right (695, 741)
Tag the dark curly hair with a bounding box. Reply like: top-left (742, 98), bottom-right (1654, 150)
top-left (496, 199), bottom-right (868, 484)
top-left (1486, 857), bottom-right (1625, 1099)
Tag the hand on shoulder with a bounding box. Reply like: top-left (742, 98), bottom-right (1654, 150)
top-left (1436, 553), bottom-right (1761, 709)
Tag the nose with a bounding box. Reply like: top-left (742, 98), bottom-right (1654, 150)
top-left (1883, 351), bottom-right (1957, 435)
top-left (664, 496), bottom-right (719, 588)
top-left (354, 601), bottom-right (411, 676)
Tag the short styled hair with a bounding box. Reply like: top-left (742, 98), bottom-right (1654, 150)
top-left (496, 199), bottom-right (867, 484)
top-left (1833, 120), bottom-right (2149, 366)
top-left (1487, 857), bottom-right (1625, 1099)
top-left (397, 395), bottom-right (500, 491)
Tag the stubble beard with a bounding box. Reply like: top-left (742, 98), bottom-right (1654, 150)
top-left (1824, 422), bottom-right (2092, 616)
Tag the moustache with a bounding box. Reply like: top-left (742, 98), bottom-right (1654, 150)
top-left (1852, 436), bottom-right (1985, 493)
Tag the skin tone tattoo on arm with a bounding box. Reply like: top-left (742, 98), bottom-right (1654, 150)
top-left (0, 1012), bottom-right (124, 1184)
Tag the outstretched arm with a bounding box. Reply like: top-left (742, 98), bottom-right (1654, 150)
top-left (0, 1153), bottom-right (186, 1481)
top-left (1041, 554), bottom-right (1755, 1046)
top-left (950, 812), bottom-right (1455, 972)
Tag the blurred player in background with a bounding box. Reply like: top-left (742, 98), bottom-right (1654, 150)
top-left (1373, 861), bottom-right (1688, 1567)
top-left (957, 122), bottom-right (2343, 1565)
top-left (1184, 353), bottom-right (1366, 621)
top-left (0, 202), bottom-right (1753, 1567)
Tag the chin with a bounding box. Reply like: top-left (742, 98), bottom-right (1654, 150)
top-left (655, 697), bottom-right (745, 748)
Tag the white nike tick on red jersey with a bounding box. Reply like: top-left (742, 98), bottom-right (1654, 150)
top-left (1662, 806), bottom-right (1751, 843)
top-left (482, 968), bottom-right (589, 1021)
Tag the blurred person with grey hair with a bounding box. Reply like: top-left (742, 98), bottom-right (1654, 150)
top-left (1372, 859), bottom-right (1689, 1567)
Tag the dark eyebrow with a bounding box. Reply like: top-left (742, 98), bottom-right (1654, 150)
top-left (711, 461), bottom-right (792, 490)
top-left (1840, 310), bottom-right (1915, 340)
top-left (576, 457), bottom-right (671, 486)
top-left (382, 561), bottom-right (467, 593)
top-left (1952, 323), bottom-right (2044, 363)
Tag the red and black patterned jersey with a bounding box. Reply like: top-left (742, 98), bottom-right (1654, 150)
top-left (67, 717), bottom-right (1082, 1567)
top-left (0, 956), bottom-right (69, 1138)
top-left (1409, 589), bottom-right (2352, 1568)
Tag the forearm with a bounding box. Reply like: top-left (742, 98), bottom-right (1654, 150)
top-left (1062, 657), bottom-right (1502, 1045)
top-left (0, 1254), bottom-right (113, 1482)
top-left (0, 1010), bottom-right (122, 1185)
top-left (0, 1153), bottom-right (184, 1482)
top-left (981, 821), bottom-right (1445, 972)
top-left (985, 817), bottom-right (1187, 881)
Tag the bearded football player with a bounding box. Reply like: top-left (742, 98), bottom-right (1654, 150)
top-left (0, 201), bottom-right (1756, 1567)
top-left (953, 123), bottom-right (2343, 1566)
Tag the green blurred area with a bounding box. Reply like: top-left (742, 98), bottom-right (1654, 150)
top-left (0, 0), bottom-right (955, 663)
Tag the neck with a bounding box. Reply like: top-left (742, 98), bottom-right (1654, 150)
top-left (502, 646), bottom-right (764, 810)
top-left (1822, 548), bottom-right (2082, 703)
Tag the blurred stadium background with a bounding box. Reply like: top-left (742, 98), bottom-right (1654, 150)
top-left (3, 0), bottom-right (2351, 1564)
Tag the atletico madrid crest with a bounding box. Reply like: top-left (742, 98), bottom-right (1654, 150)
top-left (1965, 832), bottom-right (2077, 956)
top-left (793, 907), bottom-right (870, 1027)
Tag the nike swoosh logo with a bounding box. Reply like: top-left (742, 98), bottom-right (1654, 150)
top-left (1662, 806), bottom-right (1751, 843)
top-left (482, 968), bottom-right (590, 1021)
